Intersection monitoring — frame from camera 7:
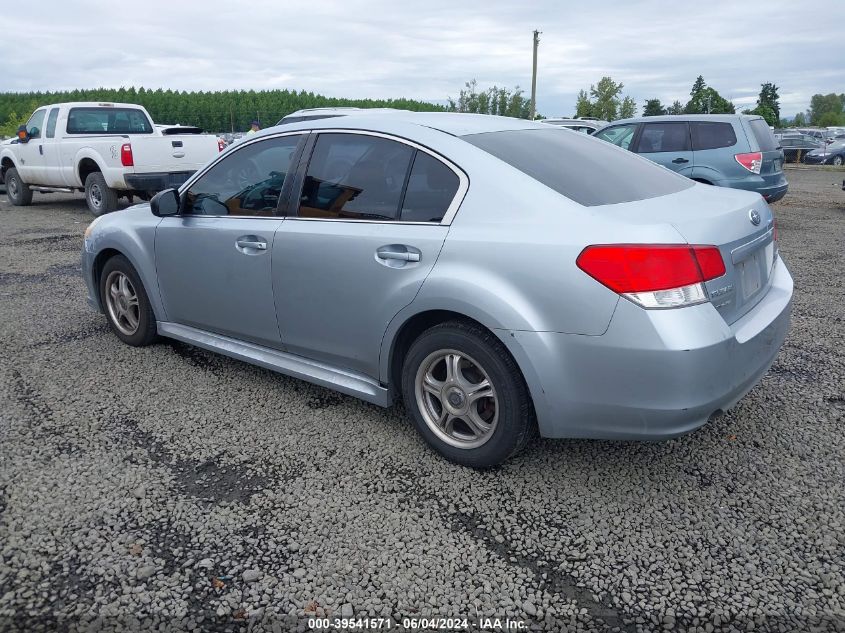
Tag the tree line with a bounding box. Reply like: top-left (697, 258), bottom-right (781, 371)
top-left (0, 87), bottom-right (446, 137)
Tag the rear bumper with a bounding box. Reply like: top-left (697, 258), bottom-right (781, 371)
top-left (124, 171), bottom-right (195, 192)
top-left (503, 256), bottom-right (793, 439)
top-left (714, 173), bottom-right (788, 202)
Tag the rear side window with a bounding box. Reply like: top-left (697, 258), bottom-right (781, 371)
top-left (45, 108), bottom-right (60, 138)
top-left (748, 119), bottom-right (778, 152)
top-left (299, 133), bottom-right (414, 221)
top-left (636, 122), bottom-right (690, 153)
top-left (67, 107), bottom-right (153, 134)
top-left (464, 128), bottom-right (693, 206)
top-left (690, 122), bottom-right (738, 150)
top-left (400, 152), bottom-right (460, 222)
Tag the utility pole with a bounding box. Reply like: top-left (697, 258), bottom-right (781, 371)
top-left (530, 29), bottom-right (541, 120)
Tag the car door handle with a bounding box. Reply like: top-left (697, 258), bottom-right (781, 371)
top-left (39, 145), bottom-right (43, 155)
top-left (672, 157), bottom-right (689, 164)
top-left (236, 238), bottom-right (267, 250)
top-left (377, 250), bottom-right (420, 262)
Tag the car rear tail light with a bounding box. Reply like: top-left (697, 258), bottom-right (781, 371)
top-left (735, 152), bottom-right (762, 174)
top-left (217, 138), bottom-right (225, 152)
top-left (120, 143), bottom-right (134, 167)
top-left (576, 244), bottom-right (726, 309)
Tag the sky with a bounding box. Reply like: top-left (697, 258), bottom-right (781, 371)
top-left (1, 0), bottom-right (843, 117)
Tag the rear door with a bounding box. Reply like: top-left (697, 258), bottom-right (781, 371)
top-left (689, 121), bottom-right (741, 182)
top-left (40, 107), bottom-right (63, 185)
top-left (155, 132), bottom-right (305, 348)
top-left (272, 131), bottom-right (465, 378)
top-left (632, 121), bottom-right (694, 175)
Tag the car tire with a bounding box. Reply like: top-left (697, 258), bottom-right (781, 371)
top-left (85, 171), bottom-right (119, 216)
top-left (5, 168), bottom-right (33, 206)
top-left (99, 255), bottom-right (158, 347)
top-left (833, 155), bottom-right (843, 166)
top-left (401, 320), bottom-right (535, 468)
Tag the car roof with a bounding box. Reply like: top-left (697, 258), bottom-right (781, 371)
top-left (607, 114), bottom-right (760, 125)
top-left (258, 111), bottom-right (547, 138)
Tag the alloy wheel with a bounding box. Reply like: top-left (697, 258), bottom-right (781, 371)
top-left (104, 271), bottom-right (140, 336)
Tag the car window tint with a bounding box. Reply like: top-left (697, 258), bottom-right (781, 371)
top-left (45, 108), bottom-right (60, 139)
top-left (594, 124), bottom-right (638, 150)
top-left (299, 133), bottom-right (414, 221)
top-left (26, 109), bottom-right (46, 139)
top-left (184, 135), bottom-right (301, 216)
top-left (748, 119), bottom-right (778, 152)
top-left (464, 128), bottom-right (692, 207)
top-left (400, 151), bottom-right (460, 222)
top-left (690, 122), bottom-right (738, 150)
top-left (637, 122), bottom-right (689, 153)
top-left (66, 108), bottom-right (153, 134)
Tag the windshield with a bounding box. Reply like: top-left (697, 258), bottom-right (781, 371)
top-left (463, 128), bottom-right (693, 206)
top-left (67, 107), bottom-right (153, 134)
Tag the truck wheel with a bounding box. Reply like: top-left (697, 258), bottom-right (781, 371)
top-left (85, 172), bottom-right (119, 216)
top-left (5, 168), bottom-right (33, 206)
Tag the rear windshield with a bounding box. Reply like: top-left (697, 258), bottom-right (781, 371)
top-left (463, 128), bottom-right (693, 206)
top-left (67, 107), bottom-right (153, 134)
top-left (748, 119), bottom-right (778, 152)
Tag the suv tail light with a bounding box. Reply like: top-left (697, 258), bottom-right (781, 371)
top-left (120, 143), bottom-right (134, 167)
top-left (576, 244), bottom-right (726, 309)
top-left (735, 152), bottom-right (762, 174)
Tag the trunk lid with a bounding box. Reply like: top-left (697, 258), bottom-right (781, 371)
top-left (127, 134), bottom-right (219, 174)
top-left (594, 183), bottom-right (776, 324)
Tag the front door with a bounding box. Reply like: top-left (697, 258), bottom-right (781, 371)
top-left (15, 108), bottom-right (47, 184)
top-left (633, 121), bottom-right (694, 175)
top-left (273, 132), bottom-right (464, 378)
top-left (155, 133), bottom-right (305, 348)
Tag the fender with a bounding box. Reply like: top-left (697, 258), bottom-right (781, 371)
top-left (689, 164), bottom-right (724, 185)
top-left (73, 147), bottom-right (109, 188)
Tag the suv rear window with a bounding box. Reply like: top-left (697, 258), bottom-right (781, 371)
top-left (690, 122), bottom-right (737, 150)
top-left (748, 119), bottom-right (778, 152)
top-left (67, 108), bottom-right (153, 134)
top-left (463, 128), bottom-right (692, 206)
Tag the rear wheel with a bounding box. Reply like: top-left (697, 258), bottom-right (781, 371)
top-left (99, 255), bottom-right (157, 346)
top-left (5, 168), bottom-right (33, 206)
top-left (401, 321), bottom-right (535, 468)
top-left (85, 172), bottom-right (119, 216)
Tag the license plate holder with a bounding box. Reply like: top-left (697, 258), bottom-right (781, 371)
top-left (739, 257), bottom-right (762, 300)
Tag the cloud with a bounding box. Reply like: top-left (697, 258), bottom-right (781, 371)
top-left (1, 0), bottom-right (841, 116)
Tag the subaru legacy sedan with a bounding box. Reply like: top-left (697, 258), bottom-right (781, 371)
top-left (82, 113), bottom-right (792, 468)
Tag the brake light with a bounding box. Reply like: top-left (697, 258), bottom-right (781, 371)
top-left (576, 244), bottom-right (726, 309)
top-left (735, 152), bottom-right (762, 174)
top-left (120, 143), bottom-right (134, 167)
top-left (217, 138), bottom-right (225, 152)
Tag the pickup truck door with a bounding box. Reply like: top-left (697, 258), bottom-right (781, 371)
top-left (39, 107), bottom-right (64, 186)
top-left (15, 108), bottom-right (47, 184)
top-left (154, 133), bottom-right (304, 348)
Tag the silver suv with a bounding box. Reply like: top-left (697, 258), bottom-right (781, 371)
top-left (595, 114), bottom-right (788, 202)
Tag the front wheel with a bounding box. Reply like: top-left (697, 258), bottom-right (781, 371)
top-left (401, 321), bottom-right (535, 468)
top-left (5, 168), bottom-right (33, 206)
top-left (85, 172), bottom-right (119, 216)
top-left (833, 155), bottom-right (844, 166)
top-left (99, 255), bottom-right (158, 346)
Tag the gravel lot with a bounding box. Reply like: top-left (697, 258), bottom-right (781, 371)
top-left (0, 169), bottom-right (843, 633)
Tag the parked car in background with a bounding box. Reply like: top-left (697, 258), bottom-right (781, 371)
top-left (595, 114), bottom-right (788, 202)
top-left (1, 102), bottom-right (222, 215)
top-left (802, 140), bottom-right (845, 166)
top-left (81, 112), bottom-right (791, 467)
top-left (541, 118), bottom-right (602, 134)
top-left (780, 136), bottom-right (822, 162)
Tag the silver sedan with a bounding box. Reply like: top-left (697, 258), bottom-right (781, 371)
top-left (82, 112), bottom-right (792, 467)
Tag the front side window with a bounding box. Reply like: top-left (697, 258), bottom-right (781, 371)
top-left (594, 124), bottom-right (638, 150)
top-left (26, 109), bottom-right (46, 138)
top-left (66, 108), bottom-right (153, 134)
top-left (299, 134), bottom-right (414, 221)
top-left (45, 108), bottom-right (59, 138)
top-left (184, 135), bottom-right (302, 217)
top-left (636, 122), bottom-right (690, 153)
top-left (690, 122), bottom-right (737, 150)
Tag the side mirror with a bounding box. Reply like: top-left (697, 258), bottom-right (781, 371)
top-left (150, 188), bottom-right (180, 217)
top-left (16, 125), bottom-right (29, 143)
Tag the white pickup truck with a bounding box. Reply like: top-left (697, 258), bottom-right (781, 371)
top-left (0, 102), bottom-right (222, 215)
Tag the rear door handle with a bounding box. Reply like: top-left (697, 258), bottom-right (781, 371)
top-left (39, 145), bottom-right (43, 155)
top-left (672, 157), bottom-right (689, 164)
top-left (236, 238), bottom-right (267, 251)
top-left (378, 250), bottom-right (420, 262)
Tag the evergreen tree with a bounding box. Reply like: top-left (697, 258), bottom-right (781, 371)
top-left (643, 98), bottom-right (667, 116)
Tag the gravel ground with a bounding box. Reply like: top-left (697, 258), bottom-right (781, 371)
top-left (0, 169), bottom-right (843, 633)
